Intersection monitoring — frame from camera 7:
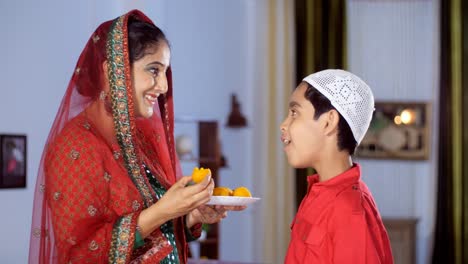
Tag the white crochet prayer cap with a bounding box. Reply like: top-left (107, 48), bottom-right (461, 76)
top-left (303, 69), bottom-right (374, 145)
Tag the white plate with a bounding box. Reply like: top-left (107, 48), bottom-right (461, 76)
top-left (206, 196), bottom-right (261, 206)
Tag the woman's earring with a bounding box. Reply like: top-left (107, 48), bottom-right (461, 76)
top-left (99, 91), bottom-right (107, 101)
top-left (100, 91), bottom-right (113, 115)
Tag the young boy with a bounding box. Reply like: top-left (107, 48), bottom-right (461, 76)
top-left (282, 70), bottom-right (393, 263)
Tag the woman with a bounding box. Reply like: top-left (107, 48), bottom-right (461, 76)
top-left (29, 10), bottom-right (236, 263)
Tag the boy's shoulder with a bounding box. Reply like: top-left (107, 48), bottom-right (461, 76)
top-left (333, 181), bottom-right (367, 214)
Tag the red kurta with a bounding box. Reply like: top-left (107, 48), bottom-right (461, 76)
top-left (44, 114), bottom-right (182, 263)
top-left (285, 164), bottom-right (393, 264)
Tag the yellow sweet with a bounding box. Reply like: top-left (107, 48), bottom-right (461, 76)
top-left (191, 167), bottom-right (211, 183)
top-left (213, 187), bottom-right (233, 196)
top-left (232, 186), bottom-right (252, 197)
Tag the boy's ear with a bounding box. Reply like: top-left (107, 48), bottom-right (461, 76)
top-left (323, 109), bottom-right (340, 136)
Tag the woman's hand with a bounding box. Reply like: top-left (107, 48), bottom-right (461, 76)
top-left (159, 175), bottom-right (214, 219)
top-left (186, 205), bottom-right (247, 229)
top-left (138, 175), bottom-right (214, 237)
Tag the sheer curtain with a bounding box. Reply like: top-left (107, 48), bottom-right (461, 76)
top-left (247, 0), bottom-right (295, 262)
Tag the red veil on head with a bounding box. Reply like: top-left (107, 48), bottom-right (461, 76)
top-left (29, 10), bottom-right (183, 263)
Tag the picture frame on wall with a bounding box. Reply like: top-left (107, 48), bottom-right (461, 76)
top-left (355, 102), bottom-right (431, 160)
top-left (0, 134), bottom-right (27, 188)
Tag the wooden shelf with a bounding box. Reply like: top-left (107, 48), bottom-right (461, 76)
top-left (179, 157), bottom-right (220, 164)
top-left (197, 121), bottom-right (220, 260)
top-left (383, 218), bottom-right (418, 264)
top-left (199, 238), bottom-right (218, 244)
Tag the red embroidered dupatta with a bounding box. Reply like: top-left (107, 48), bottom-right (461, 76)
top-left (29, 10), bottom-right (187, 263)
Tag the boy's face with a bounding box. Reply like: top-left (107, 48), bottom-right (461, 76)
top-left (280, 83), bottom-right (326, 168)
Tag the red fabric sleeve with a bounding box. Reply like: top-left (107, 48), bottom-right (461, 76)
top-left (44, 126), bottom-right (139, 263)
top-left (185, 220), bottom-right (202, 242)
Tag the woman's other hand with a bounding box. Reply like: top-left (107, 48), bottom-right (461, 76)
top-left (185, 205), bottom-right (247, 228)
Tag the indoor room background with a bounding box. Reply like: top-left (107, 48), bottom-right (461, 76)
top-left (0, 0), bottom-right (449, 264)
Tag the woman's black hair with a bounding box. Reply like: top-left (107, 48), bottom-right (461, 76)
top-left (128, 18), bottom-right (169, 63)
